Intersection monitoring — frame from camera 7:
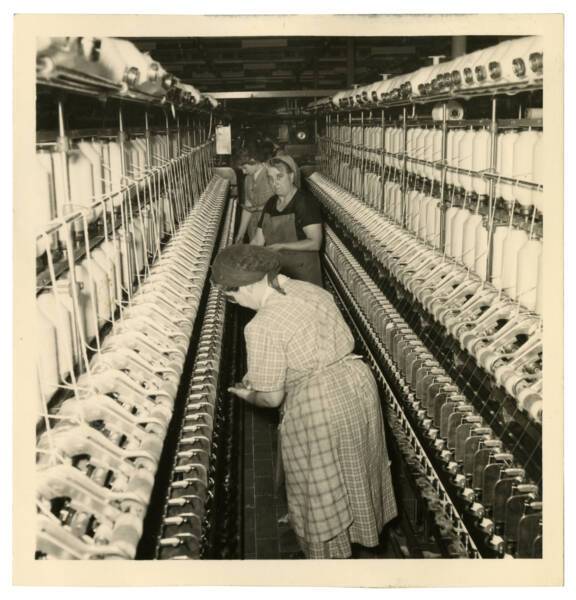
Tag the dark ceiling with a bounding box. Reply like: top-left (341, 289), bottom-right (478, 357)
top-left (36, 35), bottom-right (523, 134)
top-left (127, 35), bottom-right (516, 97)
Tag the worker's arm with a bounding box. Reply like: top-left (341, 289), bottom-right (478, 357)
top-left (250, 228), bottom-right (266, 246)
top-left (235, 206), bottom-right (253, 244)
top-left (267, 223), bottom-right (322, 252)
top-left (228, 384), bottom-right (284, 408)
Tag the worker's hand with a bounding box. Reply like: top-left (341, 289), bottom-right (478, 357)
top-left (266, 243), bottom-right (284, 251)
top-left (228, 383), bottom-right (254, 402)
top-left (242, 374), bottom-right (253, 388)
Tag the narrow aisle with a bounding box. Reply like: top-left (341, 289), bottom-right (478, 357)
top-left (243, 404), bottom-right (302, 559)
top-left (242, 401), bottom-right (402, 560)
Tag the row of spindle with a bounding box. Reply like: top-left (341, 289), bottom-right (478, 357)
top-left (323, 36), bottom-right (543, 111)
top-left (38, 37), bottom-right (218, 109)
top-left (325, 124), bottom-right (544, 212)
top-left (156, 194), bottom-right (236, 560)
top-left (35, 176), bottom-right (229, 560)
top-left (36, 128), bottom-right (214, 403)
top-left (309, 173), bottom-right (542, 420)
top-left (324, 228), bottom-right (542, 558)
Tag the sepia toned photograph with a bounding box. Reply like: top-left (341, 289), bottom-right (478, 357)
top-left (12, 11), bottom-right (564, 588)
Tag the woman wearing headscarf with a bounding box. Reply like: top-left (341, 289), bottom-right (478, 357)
top-left (211, 244), bottom-right (397, 559)
top-left (235, 144), bottom-right (275, 244)
top-left (251, 156), bottom-right (323, 287)
top-left (275, 145), bottom-right (302, 189)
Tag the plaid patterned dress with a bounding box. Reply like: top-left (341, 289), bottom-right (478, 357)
top-left (244, 279), bottom-right (397, 558)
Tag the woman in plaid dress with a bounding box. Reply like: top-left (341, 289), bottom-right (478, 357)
top-left (211, 244), bottom-right (397, 559)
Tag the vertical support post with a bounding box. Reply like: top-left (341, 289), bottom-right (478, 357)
top-left (486, 96), bottom-right (499, 283)
top-left (55, 98), bottom-right (71, 251)
top-left (55, 98), bottom-right (72, 243)
top-left (55, 99), bottom-right (86, 370)
top-left (401, 106), bottom-right (408, 227)
top-left (164, 111), bottom-right (171, 159)
top-left (57, 98), bottom-right (66, 142)
top-left (336, 112), bottom-right (340, 185)
top-left (439, 102), bottom-right (448, 250)
top-left (348, 111), bottom-right (353, 193)
top-left (144, 110), bottom-right (151, 169)
top-left (118, 105), bottom-right (127, 180)
top-left (360, 110), bottom-right (365, 201)
top-left (451, 36), bottom-right (467, 59)
top-left (325, 113), bottom-right (329, 176)
top-left (381, 108), bottom-right (386, 213)
top-left (117, 104), bottom-right (134, 299)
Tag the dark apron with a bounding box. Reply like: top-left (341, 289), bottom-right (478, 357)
top-left (261, 211), bottom-right (323, 287)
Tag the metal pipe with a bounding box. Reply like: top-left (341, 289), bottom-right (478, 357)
top-left (144, 110), bottom-right (151, 169)
top-left (401, 106), bottom-right (408, 226)
top-left (451, 36), bottom-right (467, 59)
top-left (487, 96), bottom-right (499, 283)
top-left (381, 108), bottom-right (386, 213)
top-left (348, 111), bottom-right (353, 193)
top-left (360, 111), bottom-right (365, 200)
top-left (439, 102), bottom-right (448, 250)
top-left (165, 111), bottom-right (171, 159)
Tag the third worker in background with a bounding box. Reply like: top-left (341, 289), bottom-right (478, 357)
top-left (235, 143), bottom-right (275, 244)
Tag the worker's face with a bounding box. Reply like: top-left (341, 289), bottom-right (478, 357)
top-left (241, 161), bottom-right (261, 176)
top-left (267, 166), bottom-right (294, 198)
top-left (225, 283), bottom-right (260, 311)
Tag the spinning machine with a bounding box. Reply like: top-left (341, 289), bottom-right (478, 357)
top-left (33, 35), bottom-right (544, 560)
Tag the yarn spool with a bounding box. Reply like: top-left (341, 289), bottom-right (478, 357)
top-left (101, 238), bottom-right (124, 308)
top-left (69, 263), bottom-right (99, 343)
top-left (499, 131), bottom-right (520, 203)
top-left (532, 132), bottom-right (544, 215)
top-left (98, 37), bottom-right (131, 85)
top-left (516, 238), bottom-right (543, 311)
top-left (36, 152), bottom-right (56, 256)
top-left (471, 129), bottom-right (491, 197)
top-left (418, 195), bottom-right (429, 241)
top-left (431, 129), bottom-right (443, 183)
top-left (450, 208), bottom-right (471, 262)
top-left (444, 205), bottom-right (460, 254)
top-left (431, 100), bottom-right (464, 121)
top-left (485, 39), bottom-right (516, 84)
top-left (491, 225), bottom-right (509, 290)
top-left (91, 244), bottom-right (118, 321)
top-left (462, 214), bottom-right (483, 270)
top-left (474, 219), bottom-right (489, 281)
top-left (36, 297), bottom-right (60, 399)
top-left (513, 130), bottom-right (540, 208)
top-left (37, 286), bottom-right (75, 382)
top-left (78, 255), bottom-right (111, 328)
top-left (457, 128), bottom-right (476, 193)
top-left (68, 148), bottom-right (97, 225)
top-left (535, 249), bottom-right (544, 316)
top-left (444, 130), bottom-right (456, 187)
top-left (501, 228), bottom-right (529, 299)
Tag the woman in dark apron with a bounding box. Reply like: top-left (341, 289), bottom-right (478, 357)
top-left (250, 156), bottom-right (323, 287)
